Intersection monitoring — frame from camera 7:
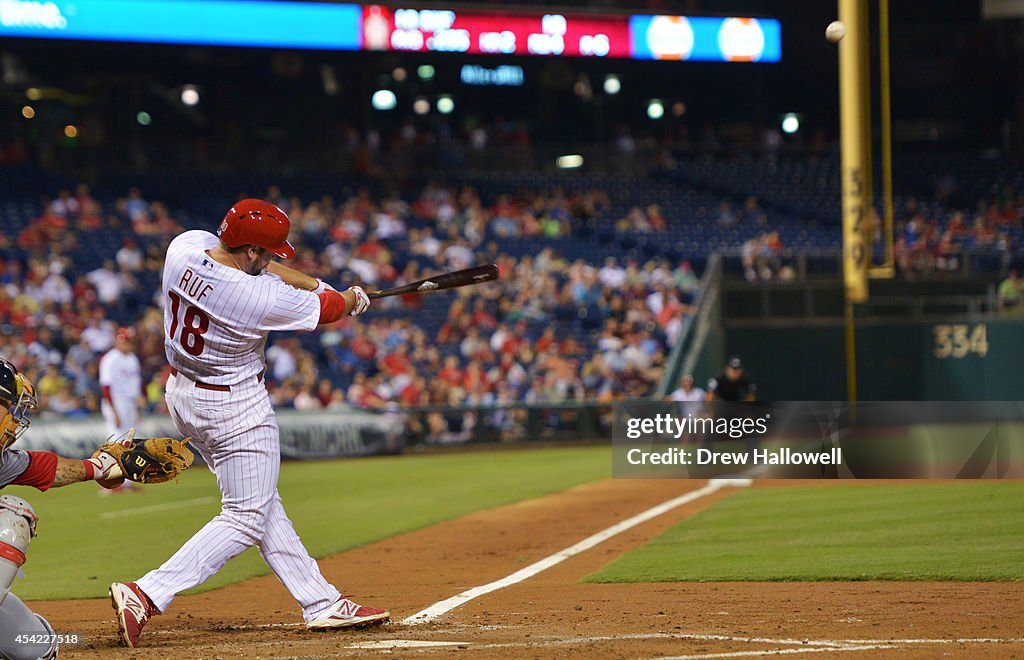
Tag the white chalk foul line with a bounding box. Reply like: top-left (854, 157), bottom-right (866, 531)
top-left (845, 637), bottom-right (1024, 644)
top-left (408, 633), bottom-right (1020, 657)
top-left (656, 634), bottom-right (1024, 659)
top-left (401, 478), bottom-right (752, 625)
top-left (680, 634), bottom-right (848, 647)
top-left (684, 634), bottom-right (1024, 647)
top-left (475, 630), bottom-right (1024, 646)
top-left (657, 645), bottom-right (896, 659)
top-left (348, 640), bottom-right (469, 649)
top-left (99, 496), bottom-right (217, 519)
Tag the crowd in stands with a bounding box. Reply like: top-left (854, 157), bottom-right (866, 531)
top-left (740, 231), bottom-right (790, 282)
top-left (0, 178), bottom-right (698, 441)
top-left (2, 148), bottom-right (1022, 445)
top-left (890, 193), bottom-right (1020, 278)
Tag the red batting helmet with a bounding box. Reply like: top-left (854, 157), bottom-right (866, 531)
top-left (217, 199), bottom-right (295, 259)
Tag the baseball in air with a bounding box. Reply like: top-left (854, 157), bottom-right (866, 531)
top-left (825, 20), bottom-right (846, 43)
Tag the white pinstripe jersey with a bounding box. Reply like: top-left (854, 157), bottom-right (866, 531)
top-left (162, 230), bottom-right (320, 386)
top-left (99, 349), bottom-right (142, 400)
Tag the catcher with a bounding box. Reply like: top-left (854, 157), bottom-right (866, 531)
top-left (0, 357), bottom-right (192, 659)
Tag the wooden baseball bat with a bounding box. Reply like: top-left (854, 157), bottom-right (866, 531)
top-left (367, 264), bottom-right (499, 299)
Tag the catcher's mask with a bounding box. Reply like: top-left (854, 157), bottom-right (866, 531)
top-left (0, 358), bottom-right (37, 456)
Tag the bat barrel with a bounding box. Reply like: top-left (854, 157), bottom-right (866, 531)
top-left (365, 264), bottom-right (497, 300)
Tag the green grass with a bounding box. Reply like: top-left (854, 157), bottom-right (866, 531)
top-left (23, 445), bottom-right (609, 600)
top-left (585, 483), bottom-right (1024, 583)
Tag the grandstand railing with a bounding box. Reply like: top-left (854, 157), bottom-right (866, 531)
top-left (656, 253), bottom-right (722, 397)
top-left (722, 281), bottom-right (999, 323)
top-left (399, 401), bottom-right (613, 445)
top-left (861, 294), bottom-right (999, 320)
top-left (716, 247), bottom-right (1015, 280)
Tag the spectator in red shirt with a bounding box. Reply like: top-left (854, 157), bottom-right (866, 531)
top-left (399, 376), bottom-right (427, 406)
top-left (462, 359), bottom-right (489, 394)
top-left (535, 327), bottom-right (558, 353)
top-left (378, 344), bottom-right (414, 378)
top-left (470, 299), bottom-right (497, 330)
top-left (316, 379), bottom-right (335, 408)
top-left (355, 234), bottom-right (387, 262)
top-left (350, 328), bottom-right (378, 362)
top-left (438, 355), bottom-right (463, 386)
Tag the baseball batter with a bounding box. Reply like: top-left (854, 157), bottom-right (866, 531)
top-left (110, 199), bottom-right (386, 649)
top-left (98, 326), bottom-right (144, 438)
top-left (0, 356), bottom-right (181, 659)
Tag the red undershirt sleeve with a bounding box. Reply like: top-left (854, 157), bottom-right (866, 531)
top-left (318, 290), bottom-right (348, 324)
top-left (101, 385), bottom-right (113, 405)
top-left (11, 451), bottom-right (59, 491)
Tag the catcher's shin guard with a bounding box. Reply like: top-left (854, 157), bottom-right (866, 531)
top-left (0, 496), bottom-right (36, 607)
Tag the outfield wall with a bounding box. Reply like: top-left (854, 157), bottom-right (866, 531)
top-left (726, 317), bottom-right (1022, 400)
top-left (21, 409), bottom-right (403, 460)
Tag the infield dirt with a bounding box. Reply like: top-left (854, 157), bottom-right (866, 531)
top-left (33, 479), bottom-right (1024, 658)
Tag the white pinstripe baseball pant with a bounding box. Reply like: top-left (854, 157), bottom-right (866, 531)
top-left (136, 372), bottom-right (340, 621)
top-left (101, 398), bottom-right (140, 438)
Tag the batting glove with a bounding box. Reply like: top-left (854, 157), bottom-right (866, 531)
top-left (84, 428), bottom-right (135, 480)
top-left (347, 286), bottom-right (371, 316)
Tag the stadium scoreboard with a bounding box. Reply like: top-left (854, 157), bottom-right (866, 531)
top-left (0, 0), bottom-right (780, 62)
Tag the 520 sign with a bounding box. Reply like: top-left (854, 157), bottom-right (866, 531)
top-left (932, 323), bottom-right (988, 359)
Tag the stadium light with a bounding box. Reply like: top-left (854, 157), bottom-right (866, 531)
top-left (646, 99), bottom-right (665, 120)
top-left (417, 64), bottom-right (435, 81)
top-left (21, 105), bottom-right (34, 119)
top-left (603, 75), bottom-right (621, 95)
top-left (556, 154), bottom-right (584, 169)
top-left (371, 89), bottom-right (397, 110)
top-left (412, 96), bottom-right (430, 115)
top-left (393, 67), bottom-right (408, 82)
top-left (436, 94), bottom-right (454, 114)
top-left (63, 124), bottom-right (78, 138)
top-left (136, 111), bottom-right (152, 125)
top-left (781, 112), bottom-right (800, 134)
top-left (180, 85), bottom-right (200, 106)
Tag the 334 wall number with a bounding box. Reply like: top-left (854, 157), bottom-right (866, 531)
top-left (932, 323), bottom-right (988, 359)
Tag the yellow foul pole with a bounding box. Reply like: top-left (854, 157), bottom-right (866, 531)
top-left (871, 0), bottom-right (895, 277)
top-left (838, 0), bottom-right (871, 401)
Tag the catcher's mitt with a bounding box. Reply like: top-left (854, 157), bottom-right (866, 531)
top-left (95, 434), bottom-right (194, 486)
